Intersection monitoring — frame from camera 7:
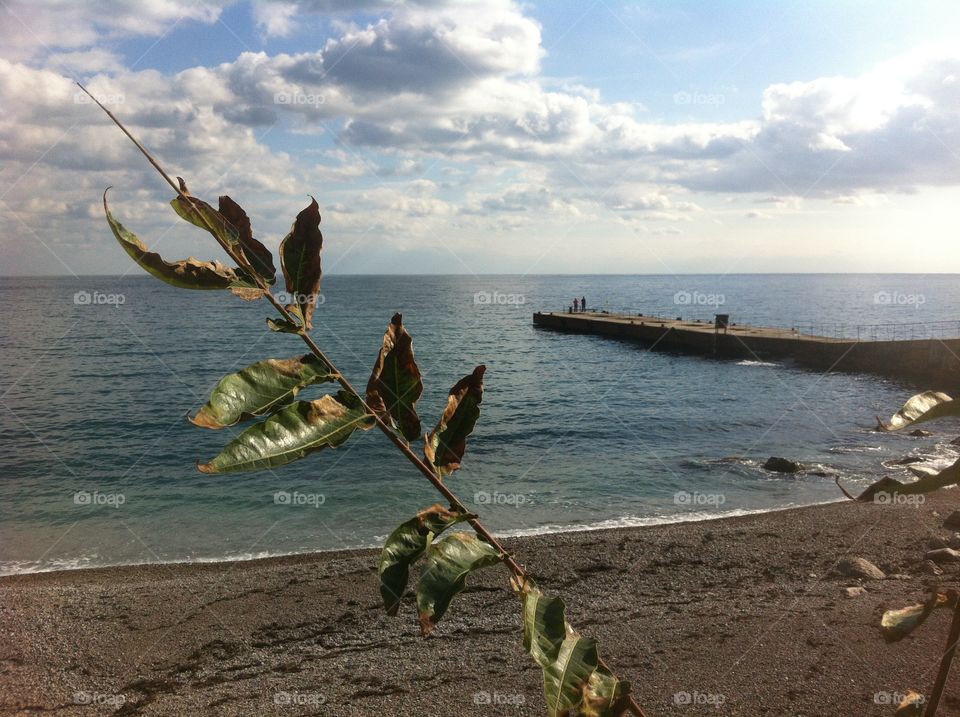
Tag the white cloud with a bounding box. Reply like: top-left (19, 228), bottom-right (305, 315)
top-left (2, 1), bottom-right (960, 274)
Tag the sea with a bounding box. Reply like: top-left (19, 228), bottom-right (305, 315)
top-left (1, 274), bottom-right (958, 575)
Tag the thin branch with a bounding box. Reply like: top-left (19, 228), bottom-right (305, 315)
top-left (86, 93), bottom-right (648, 717)
top-left (924, 598), bottom-right (960, 717)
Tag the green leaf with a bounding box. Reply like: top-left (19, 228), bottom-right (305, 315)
top-left (378, 504), bottom-right (470, 616)
top-left (519, 581), bottom-right (628, 717)
top-left (190, 354), bottom-right (336, 430)
top-left (424, 365), bottom-right (485, 478)
top-left (879, 390), bottom-right (958, 431)
top-left (104, 190), bottom-right (238, 290)
top-left (542, 633), bottom-right (600, 717)
top-left (266, 317), bottom-right (302, 333)
top-left (197, 390), bottom-right (374, 474)
top-left (367, 313), bottom-right (424, 442)
top-left (279, 198), bottom-right (323, 330)
top-left (895, 691), bottom-right (924, 716)
top-left (170, 178), bottom-right (241, 250)
top-left (416, 532), bottom-right (502, 635)
top-left (522, 585), bottom-right (568, 667)
top-left (881, 589), bottom-right (954, 642)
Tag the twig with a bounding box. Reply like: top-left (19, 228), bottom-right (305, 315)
top-left (83, 87), bottom-right (648, 717)
top-left (835, 475), bottom-right (857, 501)
top-left (924, 597), bottom-right (960, 716)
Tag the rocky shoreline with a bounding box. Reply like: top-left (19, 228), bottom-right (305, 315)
top-left (4, 495), bottom-right (960, 715)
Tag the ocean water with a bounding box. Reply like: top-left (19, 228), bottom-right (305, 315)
top-left (1, 274), bottom-right (958, 575)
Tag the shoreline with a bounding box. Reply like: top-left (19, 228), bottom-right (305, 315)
top-left (0, 500), bottom-right (843, 580)
top-left (5, 497), bottom-right (960, 716)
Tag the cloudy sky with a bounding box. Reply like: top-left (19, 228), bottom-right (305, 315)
top-left (1, 0), bottom-right (959, 276)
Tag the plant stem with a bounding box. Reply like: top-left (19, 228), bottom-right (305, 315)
top-left (924, 597), bottom-right (960, 716)
top-left (84, 85), bottom-right (647, 717)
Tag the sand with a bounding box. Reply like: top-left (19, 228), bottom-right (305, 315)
top-left (4, 495), bottom-right (960, 716)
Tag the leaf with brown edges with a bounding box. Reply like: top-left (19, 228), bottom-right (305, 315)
top-left (425, 365), bottom-right (485, 478)
top-left (279, 198), bottom-right (323, 330)
top-left (367, 313), bottom-right (423, 442)
top-left (378, 504), bottom-right (471, 616)
top-left (881, 589), bottom-right (956, 642)
top-left (190, 354), bottom-right (335, 429)
top-left (219, 194), bottom-right (276, 285)
top-left (104, 190), bottom-right (237, 290)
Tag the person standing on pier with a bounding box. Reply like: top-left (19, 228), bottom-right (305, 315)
top-left (581, 296), bottom-right (586, 312)
top-left (573, 298), bottom-right (579, 312)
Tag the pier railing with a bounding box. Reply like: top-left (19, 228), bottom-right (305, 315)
top-left (554, 306), bottom-right (960, 343)
top-left (790, 320), bottom-right (960, 342)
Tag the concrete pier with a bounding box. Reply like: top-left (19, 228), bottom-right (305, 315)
top-left (533, 311), bottom-right (960, 390)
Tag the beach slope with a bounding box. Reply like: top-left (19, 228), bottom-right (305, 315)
top-left (3, 497), bottom-right (960, 716)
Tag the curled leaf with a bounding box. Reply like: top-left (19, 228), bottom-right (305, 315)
top-left (425, 365), bottom-right (485, 478)
top-left (266, 317), bottom-right (302, 333)
top-left (367, 313), bottom-right (423, 442)
top-left (197, 391), bottom-right (374, 474)
top-left (279, 198), bottom-right (323, 330)
top-left (878, 391), bottom-right (957, 431)
top-left (416, 532), bottom-right (502, 635)
top-left (190, 354), bottom-right (335, 430)
top-left (895, 691), bottom-right (925, 716)
top-left (881, 589), bottom-right (955, 642)
top-left (104, 190), bottom-right (237, 290)
top-left (378, 504), bottom-right (471, 616)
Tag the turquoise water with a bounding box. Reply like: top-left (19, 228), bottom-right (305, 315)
top-left (1, 274), bottom-right (958, 574)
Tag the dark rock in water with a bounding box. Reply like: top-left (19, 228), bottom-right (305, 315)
top-left (925, 548), bottom-right (960, 564)
top-left (837, 557), bottom-right (885, 580)
top-left (951, 436), bottom-right (960, 446)
top-left (764, 457), bottom-right (802, 473)
top-left (910, 429), bottom-right (934, 437)
top-left (944, 510), bottom-right (960, 530)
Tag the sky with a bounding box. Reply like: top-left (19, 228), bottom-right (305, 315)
top-left (1, 0), bottom-right (959, 276)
